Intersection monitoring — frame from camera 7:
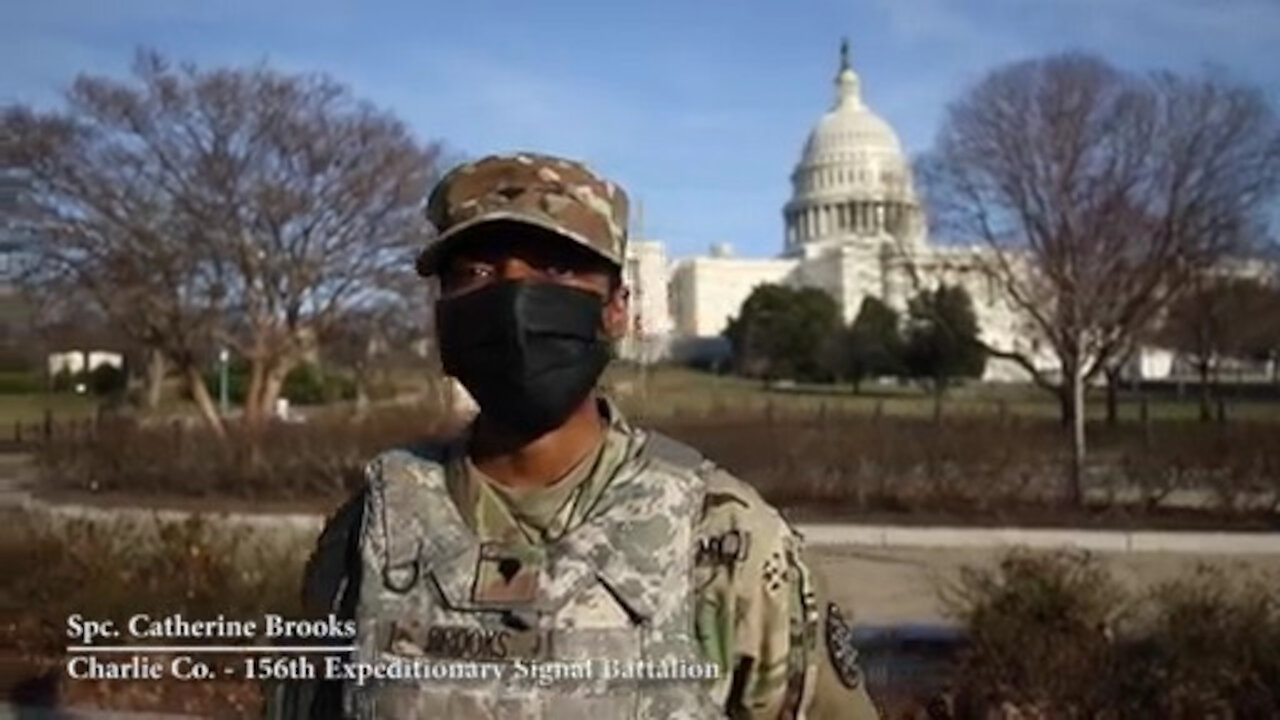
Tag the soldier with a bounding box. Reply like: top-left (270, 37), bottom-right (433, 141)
top-left (270, 152), bottom-right (880, 719)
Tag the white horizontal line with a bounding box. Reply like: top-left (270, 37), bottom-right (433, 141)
top-left (66, 646), bottom-right (357, 654)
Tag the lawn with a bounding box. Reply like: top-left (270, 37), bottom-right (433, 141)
top-left (605, 364), bottom-right (1280, 423)
top-left (0, 393), bottom-right (98, 426)
top-left (3, 363), bottom-right (1277, 433)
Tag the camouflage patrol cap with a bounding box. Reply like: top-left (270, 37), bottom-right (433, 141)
top-left (416, 152), bottom-right (630, 277)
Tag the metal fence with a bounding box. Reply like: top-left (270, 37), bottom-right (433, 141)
top-left (3, 411), bottom-right (97, 453)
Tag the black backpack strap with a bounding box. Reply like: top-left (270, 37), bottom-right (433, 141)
top-left (266, 488), bottom-right (366, 720)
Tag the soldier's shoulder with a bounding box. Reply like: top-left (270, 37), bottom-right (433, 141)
top-left (365, 438), bottom-right (455, 472)
top-left (312, 439), bottom-right (454, 546)
top-left (357, 438), bottom-right (461, 498)
top-left (698, 465), bottom-right (796, 544)
top-left (634, 428), bottom-right (791, 535)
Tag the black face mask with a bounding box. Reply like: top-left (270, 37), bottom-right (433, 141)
top-left (435, 280), bottom-right (612, 439)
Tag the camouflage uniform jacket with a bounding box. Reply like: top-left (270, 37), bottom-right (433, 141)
top-left (270, 399), bottom-right (880, 719)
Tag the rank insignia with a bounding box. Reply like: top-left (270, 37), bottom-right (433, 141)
top-left (471, 541), bottom-right (544, 607)
top-left (824, 603), bottom-right (864, 690)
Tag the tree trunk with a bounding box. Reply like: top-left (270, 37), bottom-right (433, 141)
top-left (144, 350), bottom-right (166, 410)
top-left (260, 369), bottom-right (288, 421)
top-left (1064, 346), bottom-right (1087, 508)
top-left (1071, 366), bottom-right (1087, 507)
top-left (1197, 358), bottom-right (1213, 422)
top-left (242, 359), bottom-right (267, 428)
top-left (1057, 387), bottom-right (1073, 429)
top-left (184, 365), bottom-right (226, 439)
top-left (1212, 362), bottom-right (1225, 425)
top-left (242, 356), bottom-right (294, 430)
top-left (1104, 367), bottom-right (1119, 426)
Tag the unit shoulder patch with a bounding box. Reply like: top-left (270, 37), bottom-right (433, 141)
top-left (824, 602), bottom-right (864, 690)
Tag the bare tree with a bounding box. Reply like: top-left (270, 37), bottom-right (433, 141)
top-left (1158, 272), bottom-right (1277, 421)
top-left (915, 53), bottom-right (1280, 504)
top-left (2, 50), bottom-right (441, 434)
top-left (323, 273), bottom-right (435, 416)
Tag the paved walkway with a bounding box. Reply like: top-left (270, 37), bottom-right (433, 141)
top-left (0, 454), bottom-right (34, 508)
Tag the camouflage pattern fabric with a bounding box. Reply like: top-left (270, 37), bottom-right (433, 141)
top-left (341, 401), bottom-right (721, 719)
top-left (457, 404), bottom-right (882, 718)
top-left (290, 399), bottom-right (879, 720)
top-left (417, 152), bottom-right (630, 277)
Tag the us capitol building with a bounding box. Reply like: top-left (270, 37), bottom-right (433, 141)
top-left (618, 42), bottom-right (1057, 382)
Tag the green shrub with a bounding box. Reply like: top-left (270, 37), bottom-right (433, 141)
top-left (89, 363), bottom-right (127, 397)
top-left (281, 364), bottom-right (356, 405)
top-left (50, 367), bottom-right (78, 393)
top-left (197, 356), bottom-right (250, 404)
top-left (194, 361), bottom-right (356, 406)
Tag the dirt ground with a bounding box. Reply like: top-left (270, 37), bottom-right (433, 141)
top-left (809, 545), bottom-right (1280, 626)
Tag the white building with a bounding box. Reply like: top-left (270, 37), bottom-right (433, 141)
top-left (619, 239), bottom-right (674, 363)
top-left (622, 41), bottom-right (1273, 383)
top-left (630, 41), bottom-right (1056, 381)
top-left (46, 350), bottom-right (124, 377)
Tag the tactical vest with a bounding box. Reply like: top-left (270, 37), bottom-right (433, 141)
top-left (344, 431), bottom-right (725, 719)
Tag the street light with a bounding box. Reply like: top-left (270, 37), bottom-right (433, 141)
top-left (218, 348), bottom-right (230, 415)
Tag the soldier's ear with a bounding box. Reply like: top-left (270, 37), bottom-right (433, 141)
top-left (602, 285), bottom-right (629, 340)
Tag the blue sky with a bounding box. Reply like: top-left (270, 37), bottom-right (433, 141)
top-left (3, 0), bottom-right (1277, 260)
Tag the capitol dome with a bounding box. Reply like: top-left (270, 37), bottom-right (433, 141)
top-left (783, 40), bottom-right (921, 256)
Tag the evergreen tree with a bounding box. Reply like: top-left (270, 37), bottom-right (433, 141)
top-left (902, 285), bottom-right (987, 401)
top-left (843, 296), bottom-right (903, 392)
top-left (723, 284), bottom-right (842, 383)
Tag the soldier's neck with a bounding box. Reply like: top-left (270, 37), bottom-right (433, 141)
top-left (469, 396), bottom-right (605, 490)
